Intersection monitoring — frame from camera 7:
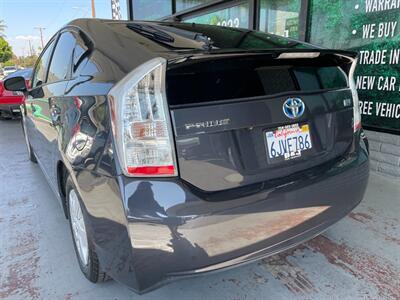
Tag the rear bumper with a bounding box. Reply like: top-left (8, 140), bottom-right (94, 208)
top-left (0, 95), bottom-right (24, 106)
top-left (84, 145), bottom-right (369, 293)
top-left (0, 103), bottom-right (21, 116)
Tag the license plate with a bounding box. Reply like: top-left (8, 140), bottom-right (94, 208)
top-left (265, 124), bottom-right (312, 162)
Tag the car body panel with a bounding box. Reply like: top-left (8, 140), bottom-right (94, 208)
top-left (13, 19), bottom-right (369, 293)
top-left (30, 81), bottom-right (67, 187)
top-left (171, 89), bottom-right (354, 192)
top-left (76, 142), bottom-right (368, 292)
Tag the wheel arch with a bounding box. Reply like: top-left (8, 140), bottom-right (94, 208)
top-left (57, 160), bottom-right (69, 218)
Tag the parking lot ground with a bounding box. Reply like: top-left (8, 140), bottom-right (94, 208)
top-left (0, 119), bottom-right (399, 300)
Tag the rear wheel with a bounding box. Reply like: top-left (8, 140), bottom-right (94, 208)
top-left (21, 115), bottom-right (37, 163)
top-left (66, 176), bottom-right (109, 283)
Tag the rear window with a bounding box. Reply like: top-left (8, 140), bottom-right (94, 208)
top-left (166, 56), bottom-right (349, 106)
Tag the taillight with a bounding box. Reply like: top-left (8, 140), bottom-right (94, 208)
top-left (349, 58), bottom-right (362, 132)
top-left (108, 57), bottom-right (177, 177)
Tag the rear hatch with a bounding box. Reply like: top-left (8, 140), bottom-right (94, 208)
top-left (166, 50), bottom-right (357, 192)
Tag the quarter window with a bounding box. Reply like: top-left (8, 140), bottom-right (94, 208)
top-left (47, 31), bottom-right (76, 83)
top-left (73, 42), bottom-right (86, 68)
top-left (32, 39), bottom-right (55, 87)
top-left (72, 33), bottom-right (90, 75)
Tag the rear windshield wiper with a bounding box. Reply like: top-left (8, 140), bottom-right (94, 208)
top-left (155, 25), bottom-right (214, 50)
top-left (127, 23), bottom-right (175, 43)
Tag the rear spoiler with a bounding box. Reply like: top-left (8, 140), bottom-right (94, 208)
top-left (275, 49), bottom-right (358, 60)
top-left (167, 49), bottom-right (358, 68)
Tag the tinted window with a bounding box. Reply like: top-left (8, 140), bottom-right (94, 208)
top-left (32, 39), bottom-right (55, 87)
top-left (73, 42), bottom-right (86, 67)
top-left (293, 67), bottom-right (348, 90)
top-left (166, 57), bottom-right (349, 105)
top-left (47, 31), bottom-right (76, 83)
top-left (72, 32), bottom-right (90, 75)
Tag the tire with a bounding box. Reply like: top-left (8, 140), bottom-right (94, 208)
top-left (21, 116), bottom-right (37, 163)
top-left (66, 176), bottom-right (109, 283)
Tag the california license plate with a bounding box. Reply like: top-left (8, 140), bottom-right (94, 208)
top-left (265, 124), bottom-right (312, 162)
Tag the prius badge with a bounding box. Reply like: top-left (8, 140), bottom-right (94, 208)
top-left (184, 118), bottom-right (231, 130)
top-left (283, 97), bottom-right (305, 119)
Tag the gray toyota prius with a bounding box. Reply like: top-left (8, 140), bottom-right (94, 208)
top-left (4, 19), bottom-right (369, 293)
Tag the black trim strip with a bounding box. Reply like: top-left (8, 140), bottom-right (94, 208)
top-left (363, 126), bottom-right (400, 136)
top-left (299, 0), bottom-right (310, 41)
top-left (126, 0), bottom-right (133, 20)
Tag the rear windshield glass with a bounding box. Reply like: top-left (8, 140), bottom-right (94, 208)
top-left (166, 56), bottom-right (349, 105)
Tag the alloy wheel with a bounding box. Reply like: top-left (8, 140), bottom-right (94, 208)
top-left (69, 189), bottom-right (89, 266)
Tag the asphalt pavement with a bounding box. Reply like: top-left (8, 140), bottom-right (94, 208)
top-left (0, 119), bottom-right (399, 300)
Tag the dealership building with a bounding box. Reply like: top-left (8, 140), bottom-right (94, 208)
top-left (119, 0), bottom-right (400, 177)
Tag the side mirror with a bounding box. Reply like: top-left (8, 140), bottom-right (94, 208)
top-left (4, 76), bottom-right (28, 92)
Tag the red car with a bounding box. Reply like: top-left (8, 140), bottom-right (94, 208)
top-left (0, 68), bottom-right (32, 119)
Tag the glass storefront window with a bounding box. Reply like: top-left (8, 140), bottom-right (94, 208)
top-left (132, 0), bottom-right (172, 20)
top-left (309, 0), bottom-right (400, 132)
top-left (185, 2), bottom-right (249, 28)
top-left (259, 0), bottom-right (301, 38)
top-left (176, 0), bottom-right (214, 12)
